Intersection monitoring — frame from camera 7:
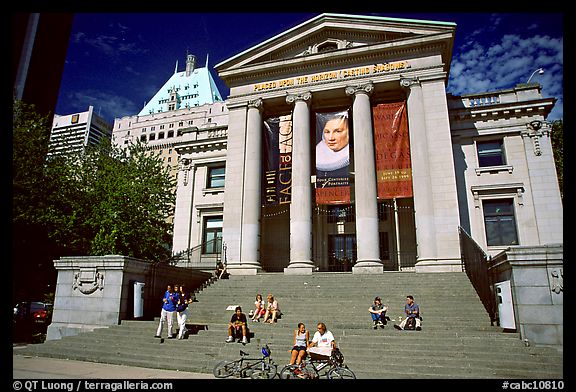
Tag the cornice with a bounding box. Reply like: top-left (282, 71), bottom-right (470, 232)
top-left (219, 34), bottom-right (450, 86)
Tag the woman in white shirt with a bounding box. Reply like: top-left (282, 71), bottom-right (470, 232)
top-left (307, 322), bottom-right (336, 360)
top-left (263, 294), bottom-right (280, 323)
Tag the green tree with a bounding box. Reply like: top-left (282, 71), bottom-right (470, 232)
top-left (41, 138), bottom-right (176, 261)
top-left (12, 101), bottom-right (60, 301)
top-left (551, 120), bottom-right (563, 201)
top-left (12, 101), bottom-right (176, 301)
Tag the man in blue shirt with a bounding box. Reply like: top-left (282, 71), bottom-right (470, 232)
top-left (394, 295), bottom-right (422, 331)
top-left (155, 284), bottom-right (179, 339)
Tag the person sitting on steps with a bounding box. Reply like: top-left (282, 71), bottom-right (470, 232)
top-left (307, 322), bottom-right (337, 367)
top-left (368, 296), bottom-right (389, 329)
top-left (226, 306), bottom-right (248, 344)
top-left (262, 294), bottom-right (281, 324)
top-left (394, 295), bottom-right (422, 331)
top-left (289, 323), bottom-right (310, 366)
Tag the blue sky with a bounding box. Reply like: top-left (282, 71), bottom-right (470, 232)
top-left (55, 13), bottom-right (564, 122)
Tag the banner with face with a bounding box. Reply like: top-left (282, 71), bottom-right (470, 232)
top-left (315, 109), bottom-right (351, 205)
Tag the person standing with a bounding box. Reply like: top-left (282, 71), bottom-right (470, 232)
top-left (154, 284), bottom-right (179, 339)
top-left (176, 285), bottom-right (193, 340)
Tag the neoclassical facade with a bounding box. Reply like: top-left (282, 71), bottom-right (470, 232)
top-left (171, 13), bottom-right (562, 275)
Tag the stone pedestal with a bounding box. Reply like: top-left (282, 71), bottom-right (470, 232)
top-left (47, 255), bottom-right (150, 340)
top-left (489, 244), bottom-right (563, 348)
top-left (46, 255), bottom-right (211, 340)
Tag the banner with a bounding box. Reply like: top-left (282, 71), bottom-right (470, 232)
top-left (262, 115), bottom-right (292, 205)
top-left (315, 110), bottom-right (351, 204)
top-left (372, 101), bottom-right (413, 199)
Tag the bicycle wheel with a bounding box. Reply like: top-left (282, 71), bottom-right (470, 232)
top-left (250, 362), bottom-right (278, 379)
top-left (213, 360), bottom-right (240, 378)
top-left (279, 364), bottom-right (300, 379)
top-left (327, 366), bottom-right (356, 379)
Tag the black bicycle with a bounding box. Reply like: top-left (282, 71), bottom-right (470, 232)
top-left (213, 344), bottom-right (278, 379)
top-left (279, 348), bottom-right (356, 379)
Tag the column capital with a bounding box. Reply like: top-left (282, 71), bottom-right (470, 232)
top-left (286, 91), bottom-right (312, 105)
top-left (400, 77), bottom-right (420, 88)
top-left (345, 82), bottom-right (374, 97)
top-left (247, 98), bottom-right (263, 111)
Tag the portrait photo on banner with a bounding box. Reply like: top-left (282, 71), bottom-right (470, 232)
top-left (315, 109), bottom-right (351, 204)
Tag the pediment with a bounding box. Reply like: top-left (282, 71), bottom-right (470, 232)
top-left (216, 13), bottom-right (456, 77)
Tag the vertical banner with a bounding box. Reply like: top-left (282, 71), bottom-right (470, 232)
top-left (372, 101), bottom-right (413, 199)
top-left (315, 110), bottom-right (351, 204)
top-left (262, 115), bottom-right (292, 205)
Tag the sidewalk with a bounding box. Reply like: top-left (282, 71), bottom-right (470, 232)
top-left (13, 347), bottom-right (215, 379)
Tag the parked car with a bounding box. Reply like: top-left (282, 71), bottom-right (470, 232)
top-left (13, 301), bottom-right (53, 326)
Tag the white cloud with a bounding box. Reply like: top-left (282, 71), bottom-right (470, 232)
top-left (448, 32), bottom-right (563, 120)
top-left (66, 90), bottom-right (139, 121)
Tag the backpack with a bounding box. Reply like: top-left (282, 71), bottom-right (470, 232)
top-left (405, 317), bottom-right (416, 330)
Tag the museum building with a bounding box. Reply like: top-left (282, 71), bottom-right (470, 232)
top-left (166, 13), bottom-right (562, 275)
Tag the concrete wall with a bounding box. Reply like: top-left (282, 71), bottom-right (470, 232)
top-left (489, 245), bottom-right (563, 348)
top-left (47, 255), bottom-right (211, 340)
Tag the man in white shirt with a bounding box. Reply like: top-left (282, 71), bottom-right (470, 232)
top-left (307, 322), bottom-right (336, 360)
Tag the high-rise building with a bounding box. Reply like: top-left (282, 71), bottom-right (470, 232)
top-left (112, 55), bottom-right (228, 238)
top-left (49, 106), bottom-right (113, 157)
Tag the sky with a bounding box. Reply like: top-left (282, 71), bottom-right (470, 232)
top-left (54, 12), bottom-right (564, 123)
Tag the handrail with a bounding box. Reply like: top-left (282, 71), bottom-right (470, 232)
top-left (166, 237), bottom-right (223, 267)
top-left (458, 226), bottom-right (497, 324)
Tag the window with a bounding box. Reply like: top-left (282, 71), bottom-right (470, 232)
top-left (327, 205), bottom-right (354, 223)
top-left (483, 199), bottom-right (518, 246)
top-left (477, 140), bottom-right (505, 167)
top-left (168, 130), bottom-right (174, 138)
top-left (207, 166), bottom-right (225, 188)
top-left (318, 42), bottom-right (338, 52)
top-left (149, 134), bottom-right (155, 141)
top-left (158, 132), bottom-right (164, 139)
top-left (203, 216), bottom-right (223, 254)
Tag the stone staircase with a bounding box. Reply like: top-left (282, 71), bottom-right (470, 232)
top-left (16, 272), bottom-right (563, 379)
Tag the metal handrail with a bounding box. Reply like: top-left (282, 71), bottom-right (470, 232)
top-left (458, 226), bottom-right (497, 324)
top-left (167, 238), bottom-right (223, 267)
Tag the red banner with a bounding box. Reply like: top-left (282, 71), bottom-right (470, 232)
top-left (372, 102), bottom-right (413, 199)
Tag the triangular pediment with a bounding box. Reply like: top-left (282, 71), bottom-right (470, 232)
top-left (216, 13), bottom-right (456, 78)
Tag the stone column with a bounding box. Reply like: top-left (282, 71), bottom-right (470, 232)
top-left (401, 77), bottom-right (438, 262)
top-left (284, 92), bottom-right (314, 275)
top-left (346, 82), bottom-right (383, 274)
top-left (237, 98), bottom-right (263, 274)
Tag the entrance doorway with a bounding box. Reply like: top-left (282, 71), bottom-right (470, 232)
top-left (328, 234), bottom-right (356, 272)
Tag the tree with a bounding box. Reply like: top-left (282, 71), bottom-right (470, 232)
top-left (12, 101), bottom-right (59, 301)
top-left (12, 101), bottom-right (176, 301)
top-left (41, 139), bottom-right (177, 261)
top-left (550, 120), bottom-right (563, 201)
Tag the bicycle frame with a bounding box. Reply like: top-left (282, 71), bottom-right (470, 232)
top-left (279, 349), bottom-right (355, 379)
top-left (213, 345), bottom-right (278, 379)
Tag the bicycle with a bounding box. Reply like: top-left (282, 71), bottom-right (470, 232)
top-left (279, 348), bottom-right (356, 379)
top-left (213, 344), bottom-right (278, 379)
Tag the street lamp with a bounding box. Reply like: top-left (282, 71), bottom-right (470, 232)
top-left (526, 68), bottom-right (544, 84)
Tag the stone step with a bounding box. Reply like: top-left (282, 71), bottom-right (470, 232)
top-left (22, 339), bottom-right (561, 379)
top-left (18, 272), bottom-right (562, 379)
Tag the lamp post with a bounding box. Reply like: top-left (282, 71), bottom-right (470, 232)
top-left (526, 68), bottom-right (544, 84)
